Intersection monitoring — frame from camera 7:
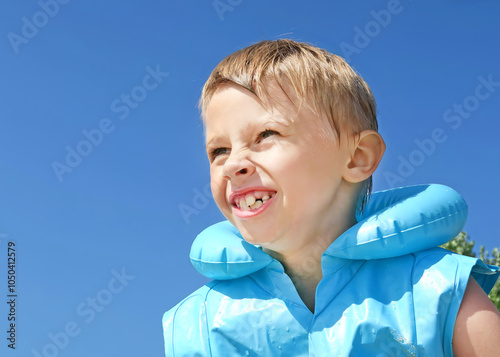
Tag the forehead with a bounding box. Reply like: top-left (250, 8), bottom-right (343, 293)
top-left (203, 82), bottom-right (334, 138)
top-left (202, 81), bottom-right (336, 129)
top-left (205, 82), bottom-right (294, 117)
top-left (203, 84), bottom-right (292, 136)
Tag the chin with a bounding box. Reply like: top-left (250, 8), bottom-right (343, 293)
top-left (235, 222), bottom-right (278, 247)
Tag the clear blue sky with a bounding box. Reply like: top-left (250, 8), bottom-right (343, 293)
top-left (1, 1), bottom-right (499, 356)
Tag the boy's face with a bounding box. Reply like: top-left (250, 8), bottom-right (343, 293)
top-left (204, 83), bottom-right (358, 254)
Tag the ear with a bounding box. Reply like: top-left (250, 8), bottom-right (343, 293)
top-left (342, 130), bottom-right (385, 183)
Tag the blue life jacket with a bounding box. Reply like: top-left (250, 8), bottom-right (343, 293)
top-left (163, 184), bottom-right (500, 356)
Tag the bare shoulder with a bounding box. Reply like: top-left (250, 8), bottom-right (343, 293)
top-left (453, 277), bottom-right (500, 356)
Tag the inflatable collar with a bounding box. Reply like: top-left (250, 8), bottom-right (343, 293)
top-left (190, 184), bottom-right (468, 280)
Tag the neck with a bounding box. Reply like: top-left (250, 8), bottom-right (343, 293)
top-left (263, 215), bottom-right (357, 313)
top-left (262, 237), bottom-right (331, 312)
top-left (284, 252), bottom-right (324, 312)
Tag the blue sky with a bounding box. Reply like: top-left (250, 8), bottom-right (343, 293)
top-left (1, 0), bottom-right (499, 356)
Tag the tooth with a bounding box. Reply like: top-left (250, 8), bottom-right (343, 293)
top-left (253, 200), bottom-right (263, 209)
top-left (262, 195), bottom-right (269, 202)
top-left (246, 196), bottom-right (256, 206)
top-left (239, 198), bottom-right (248, 210)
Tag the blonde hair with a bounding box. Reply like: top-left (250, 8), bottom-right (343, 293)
top-left (199, 39), bottom-right (378, 210)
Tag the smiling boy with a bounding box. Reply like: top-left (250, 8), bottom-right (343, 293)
top-left (205, 80), bottom-right (380, 311)
top-left (163, 39), bottom-right (500, 356)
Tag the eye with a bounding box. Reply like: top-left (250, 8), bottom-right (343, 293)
top-left (209, 147), bottom-right (230, 161)
top-left (257, 129), bottom-right (279, 142)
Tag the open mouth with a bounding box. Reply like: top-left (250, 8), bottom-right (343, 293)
top-left (231, 190), bottom-right (277, 211)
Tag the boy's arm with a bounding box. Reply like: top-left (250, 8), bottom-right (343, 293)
top-left (453, 277), bottom-right (500, 356)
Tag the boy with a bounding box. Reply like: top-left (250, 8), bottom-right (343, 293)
top-left (163, 39), bottom-right (500, 356)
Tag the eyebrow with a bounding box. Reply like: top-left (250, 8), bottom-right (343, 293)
top-left (259, 113), bottom-right (293, 131)
top-left (205, 115), bottom-right (291, 148)
top-left (205, 135), bottom-right (223, 148)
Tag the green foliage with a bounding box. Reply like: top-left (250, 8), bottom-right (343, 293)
top-left (441, 232), bottom-right (476, 257)
top-left (441, 232), bottom-right (500, 311)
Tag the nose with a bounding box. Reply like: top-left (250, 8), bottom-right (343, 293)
top-left (223, 151), bottom-right (255, 181)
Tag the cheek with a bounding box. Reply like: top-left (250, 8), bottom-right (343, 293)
top-left (261, 144), bottom-right (330, 179)
top-left (210, 167), bottom-right (228, 208)
top-left (276, 146), bottom-right (342, 196)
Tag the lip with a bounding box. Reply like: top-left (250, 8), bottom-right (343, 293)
top-left (228, 186), bottom-right (277, 205)
top-left (228, 186), bottom-right (278, 218)
top-left (233, 193), bottom-right (277, 218)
